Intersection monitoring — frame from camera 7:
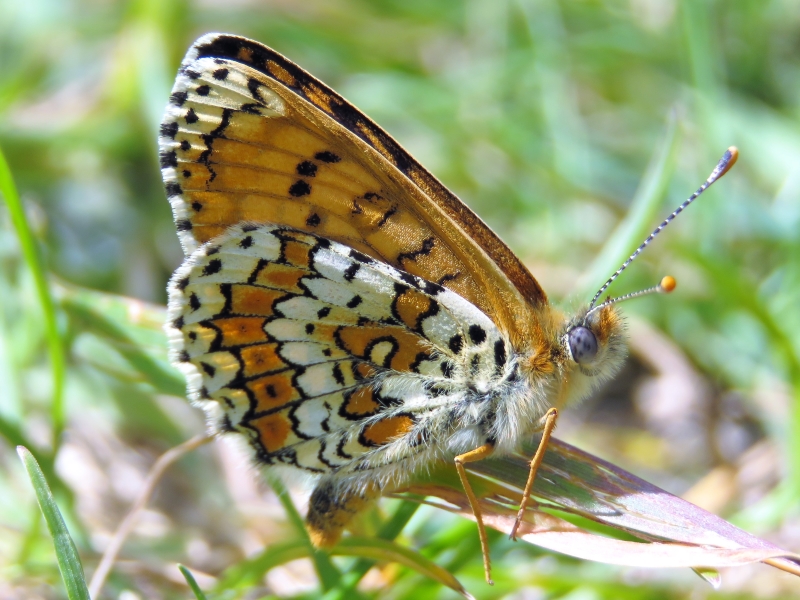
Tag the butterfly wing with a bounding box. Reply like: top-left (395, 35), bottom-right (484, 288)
top-left (167, 224), bottom-right (510, 476)
top-left (159, 33), bottom-right (547, 343)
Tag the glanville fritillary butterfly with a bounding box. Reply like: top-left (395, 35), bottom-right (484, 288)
top-left (159, 33), bottom-right (737, 584)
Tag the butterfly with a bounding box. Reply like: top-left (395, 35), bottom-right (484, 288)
top-left (159, 33), bottom-right (737, 584)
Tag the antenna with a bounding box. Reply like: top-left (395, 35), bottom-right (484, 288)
top-left (586, 275), bottom-right (675, 318)
top-left (587, 146), bottom-right (738, 312)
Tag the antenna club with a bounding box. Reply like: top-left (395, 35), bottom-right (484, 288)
top-left (716, 146), bottom-right (739, 179)
top-left (659, 275), bottom-right (676, 293)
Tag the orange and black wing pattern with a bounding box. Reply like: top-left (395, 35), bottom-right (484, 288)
top-left (166, 223), bottom-right (511, 475)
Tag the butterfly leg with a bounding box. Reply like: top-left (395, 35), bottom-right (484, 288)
top-left (306, 478), bottom-right (380, 548)
top-left (454, 442), bottom-right (496, 585)
top-left (510, 407), bottom-right (559, 541)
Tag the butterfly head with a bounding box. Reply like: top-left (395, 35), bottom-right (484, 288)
top-left (549, 276), bottom-right (674, 407)
top-left (550, 146), bottom-right (739, 406)
top-left (553, 304), bottom-right (621, 401)
top-left (568, 307), bottom-right (622, 369)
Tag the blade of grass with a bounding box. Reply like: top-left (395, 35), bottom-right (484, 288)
top-left (0, 414), bottom-right (75, 518)
top-left (178, 564), bottom-right (209, 600)
top-left (17, 446), bottom-right (89, 600)
top-left (213, 539), bottom-right (369, 598)
top-left (579, 110), bottom-right (681, 297)
top-left (266, 475), bottom-right (342, 591)
top-left (332, 537), bottom-right (474, 600)
top-left (60, 289), bottom-right (185, 397)
top-left (0, 415), bottom-right (56, 478)
top-left (214, 539), bottom-right (312, 589)
top-left (0, 145), bottom-right (65, 449)
top-left (322, 500), bottom-right (420, 600)
top-left (693, 567), bottom-right (722, 589)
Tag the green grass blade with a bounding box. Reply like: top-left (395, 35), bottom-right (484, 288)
top-left (332, 537), bottom-right (473, 599)
top-left (17, 446), bottom-right (90, 600)
top-left (579, 111), bottom-right (681, 298)
top-left (0, 415), bottom-right (69, 498)
top-left (214, 539), bottom-right (372, 599)
top-left (0, 145), bottom-right (65, 448)
top-left (324, 500), bottom-right (420, 598)
top-left (60, 287), bottom-right (185, 397)
top-left (266, 475), bottom-right (342, 591)
top-left (178, 564), bottom-right (209, 600)
top-left (214, 539), bottom-right (309, 589)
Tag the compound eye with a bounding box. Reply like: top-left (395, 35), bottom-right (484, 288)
top-left (568, 326), bottom-right (598, 365)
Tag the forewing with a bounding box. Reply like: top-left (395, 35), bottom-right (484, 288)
top-left (159, 33), bottom-right (546, 341)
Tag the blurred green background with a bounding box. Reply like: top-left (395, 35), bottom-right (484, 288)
top-left (1, 0), bottom-right (799, 598)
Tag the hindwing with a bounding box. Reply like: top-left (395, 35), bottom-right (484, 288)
top-left (167, 224), bottom-right (511, 474)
